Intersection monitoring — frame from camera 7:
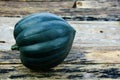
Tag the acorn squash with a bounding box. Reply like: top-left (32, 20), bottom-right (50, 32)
top-left (13, 12), bottom-right (76, 70)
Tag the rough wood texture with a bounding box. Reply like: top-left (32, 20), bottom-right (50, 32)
top-left (0, 64), bottom-right (120, 79)
top-left (0, 18), bottom-right (120, 79)
top-left (0, 1), bottom-right (120, 21)
top-left (0, 1), bottom-right (120, 79)
top-left (1, 0), bottom-right (75, 1)
top-left (0, 17), bottom-right (120, 64)
top-left (74, 0), bottom-right (120, 8)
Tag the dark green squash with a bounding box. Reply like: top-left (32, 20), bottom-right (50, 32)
top-left (13, 12), bottom-right (76, 70)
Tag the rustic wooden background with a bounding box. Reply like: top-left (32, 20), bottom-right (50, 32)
top-left (0, 0), bottom-right (120, 20)
top-left (0, 0), bottom-right (120, 80)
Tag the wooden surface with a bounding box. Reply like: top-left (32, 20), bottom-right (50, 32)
top-left (0, 0), bottom-right (120, 79)
top-left (0, 17), bottom-right (120, 79)
top-left (74, 0), bottom-right (120, 8)
top-left (0, 64), bottom-right (120, 80)
top-left (0, 17), bottom-right (120, 63)
top-left (0, 0), bottom-right (120, 21)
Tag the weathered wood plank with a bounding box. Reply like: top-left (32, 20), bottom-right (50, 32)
top-left (1, 0), bottom-right (75, 1)
top-left (0, 17), bottom-right (120, 64)
top-left (70, 21), bottom-right (120, 46)
top-left (1, 46), bottom-right (120, 64)
top-left (1, 17), bottom-right (120, 50)
top-left (0, 64), bottom-right (120, 79)
top-left (74, 0), bottom-right (120, 8)
top-left (0, 1), bottom-right (120, 19)
top-left (68, 21), bottom-right (120, 63)
top-left (0, 0), bottom-right (120, 2)
top-left (0, 1), bottom-right (73, 8)
top-left (0, 1), bottom-right (73, 17)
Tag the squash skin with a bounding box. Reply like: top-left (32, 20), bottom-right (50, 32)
top-left (14, 13), bottom-right (76, 70)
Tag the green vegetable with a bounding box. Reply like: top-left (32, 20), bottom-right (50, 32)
top-left (11, 44), bottom-right (19, 50)
top-left (13, 12), bottom-right (76, 70)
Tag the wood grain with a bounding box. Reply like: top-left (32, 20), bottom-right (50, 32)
top-left (0, 17), bottom-right (120, 64)
top-left (0, 64), bottom-right (120, 79)
top-left (0, 1), bottom-right (120, 19)
top-left (75, 0), bottom-right (120, 8)
top-left (0, 1), bottom-right (120, 79)
top-left (1, 0), bottom-right (75, 1)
